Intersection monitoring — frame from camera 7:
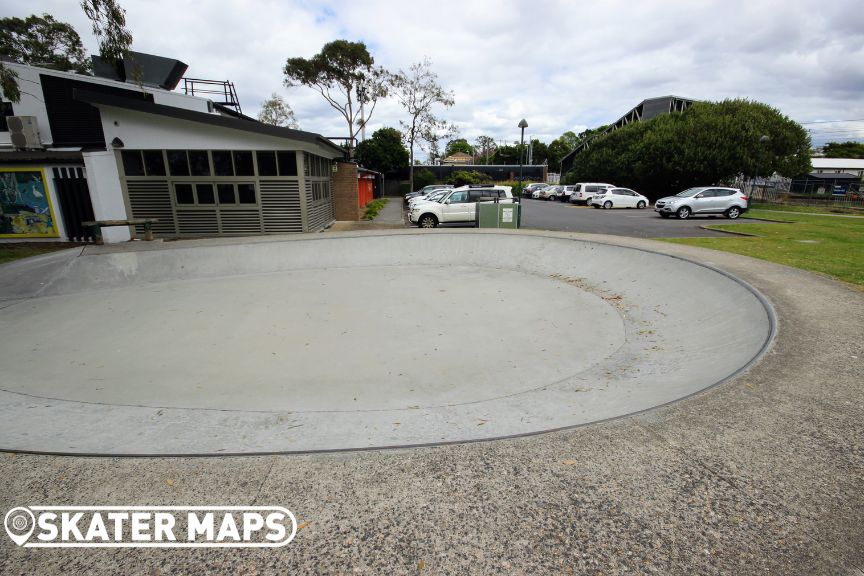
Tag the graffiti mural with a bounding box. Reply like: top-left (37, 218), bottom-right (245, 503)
top-left (0, 169), bottom-right (58, 237)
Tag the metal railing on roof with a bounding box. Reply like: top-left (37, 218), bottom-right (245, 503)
top-left (182, 78), bottom-right (242, 115)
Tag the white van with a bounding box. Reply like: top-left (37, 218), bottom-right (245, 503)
top-left (568, 183), bottom-right (616, 205)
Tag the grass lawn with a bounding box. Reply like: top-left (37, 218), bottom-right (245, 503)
top-left (662, 209), bottom-right (864, 287)
top-left (750, 202), bottom-right (863, 216)
top-left (362, 198), bottom-right (389, 220)
top-left (0, 242), bottom-right (80, 266)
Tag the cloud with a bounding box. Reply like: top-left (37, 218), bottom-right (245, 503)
top-left (4, 0), bottom-right (863, 152)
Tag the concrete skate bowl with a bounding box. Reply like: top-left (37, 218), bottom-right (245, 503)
top-left (0, 232), bottom-right (774, 456)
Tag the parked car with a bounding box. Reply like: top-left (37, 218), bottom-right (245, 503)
top-left (405, 184), bottom-right (452, 202)
top-left (589, 188), bottom-right (650, 209)
top-left (531, 185), bottom-right (549, 199)
top-left (569, 183), bottom-right (616, 205)
top-left (539, 185), bottom-right (562, 200)
top-left (557, 184), bottom-right (580, 201)
top-left (654, 187), bottom-right (748, 219)
top-left (523, 183), bottom-right (548, 196)
top-left (409, 185), bottom-right (514, 228)
top-left (408, 189), bottom-right (449, 210)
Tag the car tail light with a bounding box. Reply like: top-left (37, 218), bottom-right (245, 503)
top-left (740, 196), bottom-right (748, 201)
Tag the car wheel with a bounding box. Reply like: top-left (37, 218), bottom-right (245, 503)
top-left (726, 206), bottom-right (741, 219)
top-left (418, 214), bottom-right (438, 228)
top-left (603, 201), bottom-right (612, 209)
top-left (637, 200), bottom-right (646, 209)
top-left (676, 206), bottom-right (691, 219)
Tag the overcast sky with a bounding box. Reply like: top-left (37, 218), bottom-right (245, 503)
top-left (5, 0), bottom-right (864, 156)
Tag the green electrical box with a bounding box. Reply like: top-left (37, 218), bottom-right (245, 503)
top-left (476, 202), bottom-right (520, 229)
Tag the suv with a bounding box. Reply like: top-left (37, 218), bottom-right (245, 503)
top-left (405, 184), bottom-right (452, 202)
top-left (568, 183), bottom-right (616, 205)
top-left (409, 185), bottom-right (514, 228)
top-left (654, 187), bottom-right (748, 219)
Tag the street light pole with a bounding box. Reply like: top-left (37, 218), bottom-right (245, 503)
top-left (518, 118), bottom-right (528, 191)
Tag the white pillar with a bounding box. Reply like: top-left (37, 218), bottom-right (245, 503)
top-left (82, 151), bottom-right (131, 243)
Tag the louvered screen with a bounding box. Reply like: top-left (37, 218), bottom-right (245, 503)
top-left (126, 180), bottom-right (177, 235)
top-left (176, 209), bottom-right (219, 235)
top-left (220, 209), bottom-right (263, 234)
top-left (306, 180), bottom-right (334, 232)
top-left (260, 180), bottom-right (302, 233)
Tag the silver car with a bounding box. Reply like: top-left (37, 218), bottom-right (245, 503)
top-left (654, 187), bottom-right (749, 219)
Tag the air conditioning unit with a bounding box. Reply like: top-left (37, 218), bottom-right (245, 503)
top-left (8, 116), bottom-right (44, 150)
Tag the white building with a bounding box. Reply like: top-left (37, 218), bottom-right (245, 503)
top-left (810, 158), bottom-right (864, 178)
top-left (0, 53), bottom-right (344, 243)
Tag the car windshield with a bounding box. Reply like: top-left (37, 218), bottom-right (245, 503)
top-left (675, 188), bottom-right (703, 197)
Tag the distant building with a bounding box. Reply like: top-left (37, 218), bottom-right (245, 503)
top-left (810, 158), bottom-right (864, 179)
top-left (441, 152), bottom-right (472, 165)
top-left (560, 95), bottom-right (696, 175)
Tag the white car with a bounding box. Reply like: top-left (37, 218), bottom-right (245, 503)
top-left (531, 185), bottom-right (549, 199)
top-left (569, 183), bottom-right (616, 205)
top-left (409, 185), bottom-right (514, 228)
top-left (539, 185), bottom-right (561, 200)
top-left (408, 189), bottom-right (448, 210)
top-left (589, 188), bottom-right (650, 209)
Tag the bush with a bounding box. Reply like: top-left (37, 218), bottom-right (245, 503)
top-left (446, 170), bottom-right (493, 187)
top-left (412, 169), bottom-right (436, 191)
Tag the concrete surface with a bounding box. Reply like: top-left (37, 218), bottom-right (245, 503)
top-left (0, 230), bottom-right (861, 575)
top-left (519, 198), bottom-right (772, 237)
top-left (0, 232), bottom-right (770, 455)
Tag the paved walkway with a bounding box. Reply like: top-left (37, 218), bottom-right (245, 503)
top-left (1, 230), bottom-right (862, 575)
top-left (327, 197), bottom-right (404, 231)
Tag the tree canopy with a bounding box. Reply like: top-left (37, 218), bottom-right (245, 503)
top-left (80, 0), bottom-right (133, 64)
top-left (0, 14), bottom-right (90, 74)
top-left (822, 141), bottom-right (864, 159)
top-left (445, 138), bottom-right (474, 157)
top-left (563, 99), bottom-right (811, 198)
top-left (283, 40), bottom-right (391, 157)
top-left (257, 93), bottom-right (299, 128)
top-left (355, 127), bottom-right (409, 175)
top-left (392, 58), bottom-right (454, 187)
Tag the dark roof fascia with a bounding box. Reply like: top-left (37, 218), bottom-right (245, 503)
top-left (74, 88), bottom-right (346, 157)
top-left (807, 172), bottom-right (860, 180)
top-left (0, 150), bottom-right (84, 164)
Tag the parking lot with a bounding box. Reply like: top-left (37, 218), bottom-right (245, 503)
top-left (519, 198), bottom-right (771, 237)
top-left (405, 198), bottom-right (770, 238)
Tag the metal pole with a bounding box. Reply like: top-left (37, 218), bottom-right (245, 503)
top-left (518, 119), bottom-right (528, 190)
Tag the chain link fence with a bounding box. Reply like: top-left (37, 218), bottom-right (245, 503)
top-left (723, 175), bottom-right (863, 210)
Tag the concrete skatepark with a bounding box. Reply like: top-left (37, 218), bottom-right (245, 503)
top-left (1, 229), bottom-right (862, 574)
top-left (0, 232), bottom-right (772, 455)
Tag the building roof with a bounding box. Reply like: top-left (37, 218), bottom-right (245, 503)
top-left (811, 158), bottom-right (864, 170)
top-left (74, 88), bottom-right (346, 157)
top-left (806, 172), bottom-right (861, 180)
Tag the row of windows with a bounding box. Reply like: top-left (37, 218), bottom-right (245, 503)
top-left (174, 182), bottom-right (257, 206)
top-left (309, 181), bottom-right (330, 202)
top-left (304, 153), bottom-right (330, 178)
top-left (121, 150), bottom-right (299, 178)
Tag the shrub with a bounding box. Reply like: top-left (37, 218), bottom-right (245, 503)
top-left (412, 169), bottom-right (436, 191)
top-left (446, 170), bottom-right (493, 187)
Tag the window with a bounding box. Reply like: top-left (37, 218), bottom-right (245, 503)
top-left (196, 184), bottom-right (215, 204)
top-left (175, 183), bottom-right (194, 204)
top-left (121, 150), bottom-right (145, 176)
top-left (142, 150), bottom-right (166, 176)
top-left (168, 150), bottom-right (190, 176)
top-left (0, 102), bottom-right (13, 132)
top-left (277, 151), bottom-right (297, 176)
top-left (256, 151), bottom-right (278, 176)
top-left (189, 150), bottom-right (210, 176)
top-left (212, 151), bottom-right (233, 176)
top-left (218, 184), bottom-right (236, 204)
top-left (449, 191), bottom-right (468, 203)
top-left (233, 151), bottom-right (254, 176)
top-left (237, 183), bottom-right (256, 204)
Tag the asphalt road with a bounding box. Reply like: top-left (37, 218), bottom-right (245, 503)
top-left (518, 198), bottom-right (771, 237)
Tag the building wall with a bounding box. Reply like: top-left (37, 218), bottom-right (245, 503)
top-left (332, 162), bottom-right (359, 221)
